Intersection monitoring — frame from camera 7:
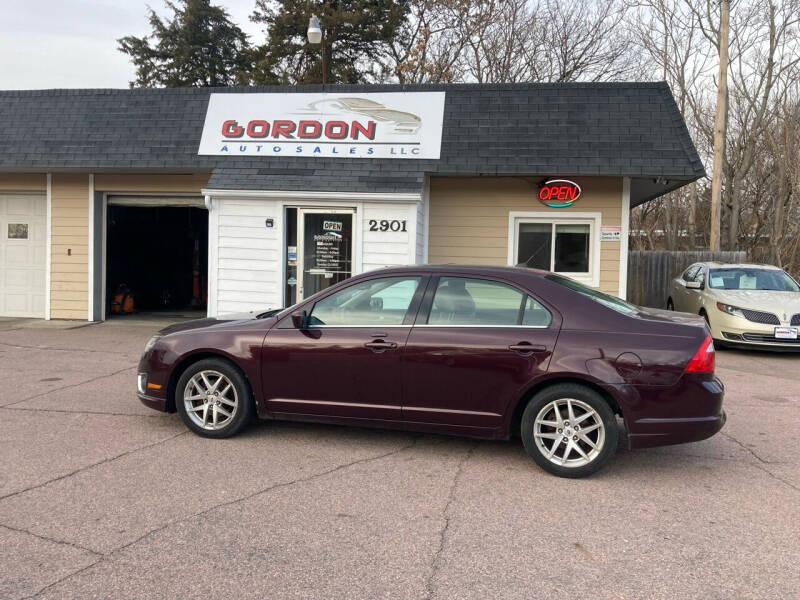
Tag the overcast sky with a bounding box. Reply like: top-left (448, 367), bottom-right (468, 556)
top-left (0, 1), bottom-right (265, 89)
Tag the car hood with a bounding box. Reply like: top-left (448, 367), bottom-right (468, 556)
top-left (709, 290), bottom-right (800, 316)
top-left (156, 311), bottom-right (272, 336)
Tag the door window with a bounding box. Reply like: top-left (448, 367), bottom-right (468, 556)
top-left (299, 210), bottom-right (354, 300)
top-left (427, 277), bottom-right (550, 326)
top-left (309, 276), bottom-right (421, 326)
top-left (682, 265), bottom-right (700, 282)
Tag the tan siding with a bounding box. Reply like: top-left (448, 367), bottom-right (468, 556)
top-left (0, 173), bottom-right (47, 191)
top-left (94, 173), bottom-right (210, 193)
top-left (428, 177), bottom-right (623, 295)
top-left (50, 174), bottom-right (90, 319)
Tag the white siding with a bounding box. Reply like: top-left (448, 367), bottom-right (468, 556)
top-left (208, 196), bottom-right (425, 316)
top-left (213, 198), bottom-right (281, 316)
top-left (360, 202), bottom-right (418, 273)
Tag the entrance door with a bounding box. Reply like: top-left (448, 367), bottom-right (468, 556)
top-left (296, 208), bottom-right (354, 301)
top-left (0, 194), bottom-right (46, 318)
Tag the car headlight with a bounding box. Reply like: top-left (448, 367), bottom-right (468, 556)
top-left (716, 302), bottom-right (744, 318)
top-left (144, 335), bottom-right (161, 354)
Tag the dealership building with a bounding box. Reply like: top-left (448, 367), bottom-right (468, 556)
top-left (0, 82), bottom-right (704, 321)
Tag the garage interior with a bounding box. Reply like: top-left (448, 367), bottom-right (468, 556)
top-left (106, 200), bottom-right (208, 317)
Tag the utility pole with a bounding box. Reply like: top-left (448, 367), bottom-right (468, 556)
top-left (709, 0), bottom-right (729, 251)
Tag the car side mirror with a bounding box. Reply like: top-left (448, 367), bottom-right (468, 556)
top-left (686, 281), bottom-right (702, 290)
top-left (291, 310), bottom-right (309, 329)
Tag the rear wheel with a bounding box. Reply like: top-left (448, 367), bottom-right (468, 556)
top-left (521, 384), bottom-right (618, 478)
top-left (175, 358), bottom-right (253, 438)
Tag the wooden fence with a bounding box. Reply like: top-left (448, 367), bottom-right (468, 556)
top-left (626, 250), bottom-right (747, 308)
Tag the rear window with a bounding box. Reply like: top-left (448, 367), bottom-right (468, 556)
top-left (544, 274), bottom-right (638, 315)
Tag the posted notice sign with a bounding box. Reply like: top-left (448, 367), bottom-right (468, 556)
top-left (600, 226), bottom-right (622, 242)
top-left (198, 92), bottom-right (446, 159)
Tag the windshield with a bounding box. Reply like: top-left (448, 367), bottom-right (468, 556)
top-left (544, 274), bottom-right (639, 315)
top-left (708, 268), bottom-right (800, 292)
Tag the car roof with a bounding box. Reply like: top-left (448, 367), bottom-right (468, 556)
top-left (700, 262), bottom-right (782, 270)
top-left (359, 264), bottom-right (549, 278)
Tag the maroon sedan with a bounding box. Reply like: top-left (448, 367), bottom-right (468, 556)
top-left (137, 266), bottom-right (725, 477)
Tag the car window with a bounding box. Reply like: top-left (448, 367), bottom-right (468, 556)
top-left (522, 296), bottom-right (553, 327)
top-left (691, 266), bottom-right (706, 283)
top-left (545, 274), bottom-right (639, 315)
top-left (428, 277), bottom-right (526, 326)
top-left (682, 265), bottom-right (700, 282)
top-left (708, 268), bottom-right (800, 291)
top-left (309, 276), bottom-right (421, 326)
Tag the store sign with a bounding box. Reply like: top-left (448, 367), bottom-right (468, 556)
top-left (198, 92), bottom-right (446, 159)
top-left (538, 179), bottom-right (582, 208)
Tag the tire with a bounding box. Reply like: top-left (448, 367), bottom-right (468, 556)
top-left (175, 358), bottom-right (254, 438)
top-left (521, 383), bottom-right (618, 478)
top-left (666, 298), bottom-right (674, 311)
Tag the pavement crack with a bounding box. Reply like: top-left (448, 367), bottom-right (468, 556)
top-left (1, 366), bottom-right (138, 408)
top-left (20, 559), bottom-right (103, 600)
top-left (720, 432), bottom-right (774, 464)
top-left (424, 442), bottom-right (477, 600)
top-left (21, 435), bottom-right (423, 598)
top-left (0, 430), bottom-right (187, 502)
top-left (746, 462), bottom-right (800, 494)
top-left (0, 405), bottom-right (170, 419)
top-left (0, 341), bottom-right (131, 356)
top-left (0, 522), bottom-right (102, 557)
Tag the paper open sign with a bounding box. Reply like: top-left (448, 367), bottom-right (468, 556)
top-left (323, 220), bottom-right (343, 232)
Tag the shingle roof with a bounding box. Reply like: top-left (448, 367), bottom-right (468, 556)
top-left (0, 82), bottom-right (705, 204)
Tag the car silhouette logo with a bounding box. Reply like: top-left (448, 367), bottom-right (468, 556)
top-left (300, 97), bottom-right (422, 134)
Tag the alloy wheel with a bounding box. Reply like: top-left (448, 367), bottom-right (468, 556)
top-left (533, 398), bottom-right (605, 468)
top-left (183, 370), bottom-right (239, 431)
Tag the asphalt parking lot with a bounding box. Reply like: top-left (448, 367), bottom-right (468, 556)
top-left (1, 318), bottom-right (798, 600)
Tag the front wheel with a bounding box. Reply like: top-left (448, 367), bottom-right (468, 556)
top-left (175, 358), bottom-right (254, 438)
top-left (521, 384), bottom-right (618, 478)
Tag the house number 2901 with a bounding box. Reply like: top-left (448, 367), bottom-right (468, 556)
top-left (368, 219), bottom-right (407, 232)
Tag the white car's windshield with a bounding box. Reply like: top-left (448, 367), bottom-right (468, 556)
top-left (708, 268), bottom-right (800, 292)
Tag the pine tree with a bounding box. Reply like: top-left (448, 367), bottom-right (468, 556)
top-left (118, 0), bottom-right (252, 87)
top-left (250, 0), bottom-right (409, 85)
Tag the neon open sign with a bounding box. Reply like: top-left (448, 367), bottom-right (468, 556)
top-left (538, 179), bottom-right (582, 208)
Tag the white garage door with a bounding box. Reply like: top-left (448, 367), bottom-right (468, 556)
top-left (0, 194), bottom-right (47, 318)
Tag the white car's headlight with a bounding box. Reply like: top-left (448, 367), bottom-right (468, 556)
top-left (144, 335), bottom-right (161, 354)
top-left (716, 302), bottom-right (744, 318)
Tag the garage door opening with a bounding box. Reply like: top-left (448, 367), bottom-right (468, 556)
top-left (106, 204), bottom-right (207, 318)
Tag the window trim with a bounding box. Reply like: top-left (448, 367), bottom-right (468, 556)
top-left (508, 211), bottom-right (601, 288)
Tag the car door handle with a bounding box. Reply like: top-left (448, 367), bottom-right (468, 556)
top-left (508, 343), bottom-right (546, 355)
top-left (365, 340), bottom-right (397, 352)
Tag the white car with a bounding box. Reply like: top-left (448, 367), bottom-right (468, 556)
top-left (667, 262), bottom-right (800, 350)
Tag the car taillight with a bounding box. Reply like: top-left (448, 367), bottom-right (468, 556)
top-left (685, 334), bottom-right (715, 373)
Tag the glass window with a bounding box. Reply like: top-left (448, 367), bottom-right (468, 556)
top-left (682, 265), bottom-right (700, 282)
top-left (516, 220), bottom-right (591, 274)
top-left (517, 223), bottom-right (552, 270)
top-left (428, 277), bottom-right (524, 326)
top-left (545, 274), bottom-right (638, 315)
top-left (554, 224), bottom-right (590, 272)
top-left (708, 268), bottom-right (800, 292)
top-left (522, 296), bottom-right (552, 327)
top-left (8, 224), bottom-right (28, 239)
top-left (309, 276), bottom-right (421, 326)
